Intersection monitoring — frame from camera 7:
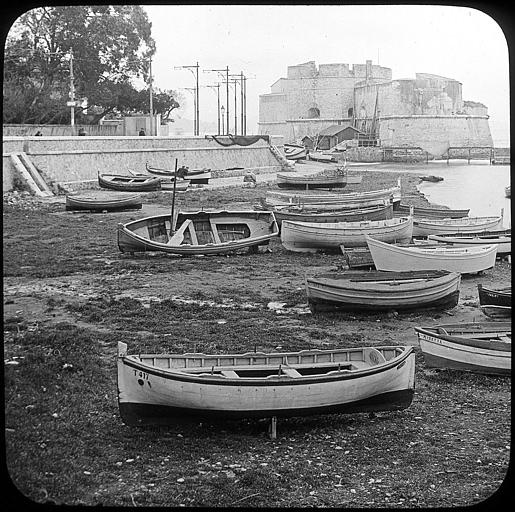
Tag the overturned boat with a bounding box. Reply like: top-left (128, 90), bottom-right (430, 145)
top-left (117, 342), bottom-right (416, 426)
top-left (117, 210), bottom-right (279, 256)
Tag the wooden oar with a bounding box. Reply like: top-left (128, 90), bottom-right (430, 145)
top-left (169, 158), bottom-right (179, 235)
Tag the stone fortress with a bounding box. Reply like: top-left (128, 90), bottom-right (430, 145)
top-left (258, 60), bottom-right (493, 158)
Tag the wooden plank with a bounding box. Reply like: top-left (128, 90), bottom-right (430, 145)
top-left (10, 154), bottom-right (47, 197)
top-left (281, 367), bottom-right (302, 378)
top-left (188, 221), bottom-right (199, 245)
top-left (17, 152), bottom-right (53, 195)
top-left (209, 219), bottom-right (222, 244)
top-left (167, 219), bottom-right (193, 245)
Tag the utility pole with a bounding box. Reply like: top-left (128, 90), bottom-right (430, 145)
top-left (175, 62), bottom-right (200, 135)
top-left (207, 83), bottom-right (221, 135)
top-left (240, 72), bottom-right (244, 136)
top-left (205, 66), bottom-right (230, 134)
top-left (184, 88), bottom-right (197, 136)
top-left (69, 49), bottom-right (75, 128)
top-left (149, 57), bottom-right (154, 135)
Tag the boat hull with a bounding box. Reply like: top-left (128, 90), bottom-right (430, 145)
top-left (277, 176), bottom-right (347, 189)
top-left (306, 270), bottom-right (461, 312)
top-left (117, 344), bottom-right (415, 425)
top-left (366, 236), bottom-right (498, 274)
top-left (271, 203), bottom-right (393, 227)
top-left (267, 183), bottom-right (401, 207)
top-left (117, 210), bottom-right (279, 256)
top-left (395, 204), bottom-right (469, 218)
top-left (415, 325), bottom-right (511, 375)
top-left (281, 217), bottom-right (413, 252)
top-left (428, 230), bottom-right (511, 256)
top-left (284, 144), bottom-right (307, 161)
top-left (412, 216), bottom-right (503, 237)
top-left (98, 173), bottom-right (162, 192)
top-left (65, 193), bottom-right (142, 211)
top-left (145, 164), bottom-right (211, 184)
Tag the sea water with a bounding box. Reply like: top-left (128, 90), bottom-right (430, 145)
top-left (416, 161), bottom-right (511, 228)
top-left (363, 160), bottom-right (511, 228)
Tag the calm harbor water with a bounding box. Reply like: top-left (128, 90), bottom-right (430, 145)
top-left (361, 160), bottom-right (511, 228)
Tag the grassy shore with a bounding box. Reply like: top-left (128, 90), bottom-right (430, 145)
top-left (4, 169), bottom-right (511, 507)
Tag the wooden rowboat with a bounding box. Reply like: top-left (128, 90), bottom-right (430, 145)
top-left (145, 163), bottom-right (211, 184)
top-left (283, 144), bottom-right (307, 161)
top-left (427, 229), bottom-right (511, 256)
top-left (264, 194), bottom-right (391, 211)
top-left (478, 284), bottom-right (512, 319)
top-left (308, 151), bottom-right (337, 163)
top-left (412, 215), bottom-right (503, 237)
top-left (98, 173), bottom-right (162, 192)
top-left (276, 168), bottom-right (347, 189)
top-left (117, 341), bottom-right (415, 425)
top-left (267, 179), bottom-right (402, 207)
top-left (415, 322), bottom-right (511, 375)
top-left (419, 175), bottom-right (443, 182)
top-left (281, 216), bottom-right (413, 253)
top-left (256, 200), bottom-right (393, 228)
top-left (366, 235), bottom-right (498, 274)
top-left (117, 210), bottom-right (279, 256)
top-left (306, 270), bottom-right (461, 313)
top-left (65, 192), bottom-right (142, 212)
top-left (395, 203), bottom-right (469, 219)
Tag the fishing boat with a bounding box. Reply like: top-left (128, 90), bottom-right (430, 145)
top-left (264, 194), bottom-right (391, 212)
top-left (428, 229), bottom-right (511, 256)
top-left (412, 215), bottom-right (504, 237)
top-left (145, 163), bottom-right (211, 184)
top-left (308, 151), bottom-right (338, 163)
top-left (477, 284), bottom-right (512, 319)
top-left (419, 175), bottom-right (443, 182)
top-left (117, 341), bottom-right (416, 426)
top-left (277, 167), bottom-right (347, 189)
top-left (281, 216), bottom-right (413, 253)
top-left (98, 173), bottom-right (162, 192)
top-left (257, 201), bottom-right (393, 228)
top-left (366, 235), bottom-right (498, 274)
top-left (306, 270), bottom-right (461, 313)
top-left (414, 322), bottom-right (511, 375)
top-left (283, 143), bottom-right (307, 161)
top-left (117, 210), bottom-right (279, 256)
top-left (395, 203), bottom-right (469, 219)
top-left (65, 192), bottom-right (142, 212)
top-left (267, 179), bottom-right (402, 207)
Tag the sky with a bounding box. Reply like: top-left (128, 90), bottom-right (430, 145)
top-left (144, 5), bottom-right (510, 144)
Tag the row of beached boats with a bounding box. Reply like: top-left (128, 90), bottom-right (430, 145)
top-left (65, 162), bottom-right (212, 211)
top-left (104, 169), bottom-right (511, 428)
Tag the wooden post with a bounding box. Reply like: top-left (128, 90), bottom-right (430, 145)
top-left (169, 158), bottom-right (179, 235)
top-left (269, 416), bottom-right (277, 439)
top-left (468, 148), bottom-right (471, 164)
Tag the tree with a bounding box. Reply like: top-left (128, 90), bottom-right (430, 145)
top-left (3, 6), bottom-right (181, 124)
